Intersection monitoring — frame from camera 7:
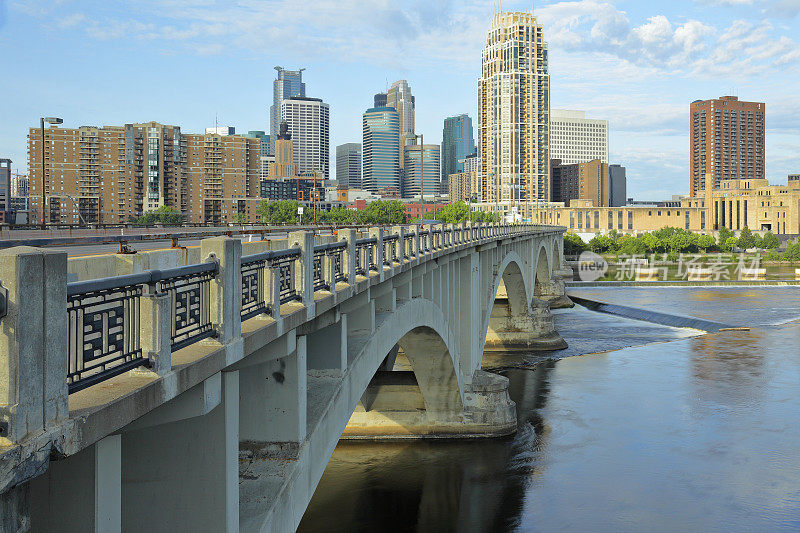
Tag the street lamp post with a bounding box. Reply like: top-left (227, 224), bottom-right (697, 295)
top-left (39, 116), bottom-right (63, 225)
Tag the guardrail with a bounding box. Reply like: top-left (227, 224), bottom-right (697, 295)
top-left (0, 223), bottom-right (379, 252)
top-left (3, 222), bottom-right (561, 405)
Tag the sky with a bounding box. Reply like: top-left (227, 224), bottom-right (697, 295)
top-left (1, 0), bottom-right (799, 200)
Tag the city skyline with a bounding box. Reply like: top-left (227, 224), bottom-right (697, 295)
top-left (2, 1), bottom-right (800, 200)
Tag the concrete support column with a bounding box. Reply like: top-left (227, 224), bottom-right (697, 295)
top-left (1, 484), bottom-right (30, 533)
top-left (119, 370), bottom-right (239, 532)
top-left (307, 317), bottom-right (347, 375)
top-left (0, 247), bottom-right (67, 443)
top-left (343, 229), bottom-right (357, 285)
top-left (140, 290), bottom-right (171, 376)
top-left (29, 434), bottom-right (121, 533)
top-left (288, 231), bottom-right (315, 317)
top-left (238, 335), bottom-right (306, 444)
top-left (200, 237), bottom-right (242, 344)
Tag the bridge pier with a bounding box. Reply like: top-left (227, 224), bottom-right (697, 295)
top-left (535, 276), bottom-right (574, 309)
top-left (485, 296), bottom-right (567, 351)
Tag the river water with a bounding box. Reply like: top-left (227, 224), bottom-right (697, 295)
top-left (299, 287), bottom-right (800, 532)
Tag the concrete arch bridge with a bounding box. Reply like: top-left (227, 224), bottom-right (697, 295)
top-left (0, 222), bottom-right (570, 532)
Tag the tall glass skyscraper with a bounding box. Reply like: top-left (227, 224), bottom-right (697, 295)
top-left (386, 80), bottom-right (415, 170)
top-left (441, 114), bottom-right (475, 183)
top-left (270, 67), bottom-right (306, 153)
top-left (362, 107), bottom-right (401, 197)
top-left (336, 143), bottom-right (362, 188)
top-left (403, 145), bottom-right (441, 198)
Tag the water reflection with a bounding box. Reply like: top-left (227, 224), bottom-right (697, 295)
top-left (300, 291), bottom-right (800, 532)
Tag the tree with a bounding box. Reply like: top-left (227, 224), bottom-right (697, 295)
top-left (723, 236), bottom-right (739, 252)
top-left (718, 227), bottom-right (734, 247)
top-left (428, 201), bottom-right (500, 223)
top-left (697, 234), bottom-right (716, 252)
top-left (134, 205), bottom-right (184, 225)
top-left (362, 200), bottom-right (407, 224)
top-left (759, 231), bottom-right (779, 250)
top-left (737, 226), bottom-right (758, 249)
top-left (588, 234), bottom-right (614, 253)
top-left (257, 200), bottom-right (301, 225)
top-left (231, 212), bottom-right (248, 225)
top-left (784, 242), bottom-right (800, 261)
top-left (563, 233), bottom-right (587, 256)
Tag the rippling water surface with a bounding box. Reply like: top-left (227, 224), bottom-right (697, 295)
top-left (299, 288), bottom-right (800, 532)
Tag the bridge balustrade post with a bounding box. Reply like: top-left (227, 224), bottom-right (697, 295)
top-left (343, 229), bottom-right (357, 285)
top-left (200, 237), bottom-right (242, 344)
top-left (266, 260), bottom-right (283, 319)
top-left (140, 287), bottom-right (172, 376)
top-left (288, 231), bottom-right (315, 315)
top-left (368, 227), bottom-right (384, 281)
top-left (391, 226), bottom-right (405, 265)
top-left (0, 247), bottom-right (67, 443)
top-left (412, 224), bottom-right (421, 259)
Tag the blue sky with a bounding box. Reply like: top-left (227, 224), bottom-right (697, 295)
top-left (1, 0), bottom-right (799, 200)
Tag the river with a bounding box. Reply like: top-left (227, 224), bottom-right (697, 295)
top-left (298, 287), bottom-right (800, 532)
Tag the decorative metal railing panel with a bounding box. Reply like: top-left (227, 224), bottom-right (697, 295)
top-left (313, 251), bottom-right (327, 292)
top-left (157, 267), bottom-right (216, 351)
top-left (67, 282), bottom-right (145, 393)
top-left (241, 257), bottom-right (269, 320)
top-left (403, 234), bottom-right (414, 259)
top-left (276, 257), bottom-right (299, 304)
top-left (383, 235), bottom-right (399, 265)
top-left (355, 237), bottom-right (377, 275)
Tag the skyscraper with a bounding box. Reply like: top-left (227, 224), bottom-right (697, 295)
top-left (386, 80), bottom-right (416, 168)
top-left (336, 143), bottom-right (362, 188)
top-left (478, 11), bottom-right (550, 202)
top-left (403, 145), bottom-right (441, 198)
top-left (609, 164), bottom-right (627, 207)
top-left (362, 107), bottom-right (401, 196)
top-left (270, 67), bottom-right (306, 152)
top-left (280, 97), bottom-right (330, 179)
top-left (374, 93), bottom-right (387, 108)
top-left (441, 114), bottom-right (475, 183)
top-left (549, 109), bottom-right (608, 165)
top-left (690, 96), bottom-right (765, 196)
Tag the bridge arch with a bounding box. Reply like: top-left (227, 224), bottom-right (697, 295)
top-left (351, 297), bottom-right (466, 411)
top-left (533, 242), bottom-right (552, 296)
top-left (480, 250), bottom-right (534, 353)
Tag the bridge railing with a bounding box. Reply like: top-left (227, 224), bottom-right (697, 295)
top-left (0, 222), bottom-right (563, 443)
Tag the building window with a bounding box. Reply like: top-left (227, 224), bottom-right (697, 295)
top-left (701, 210), bottom-right (706, 230)
top-left (628, 211), bottom-right (633, 230)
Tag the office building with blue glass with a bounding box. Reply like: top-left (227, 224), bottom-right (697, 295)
top-left (441, 114), bottom-right (475, 184)
top-left (362, 107), bottom-right (401, 197)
